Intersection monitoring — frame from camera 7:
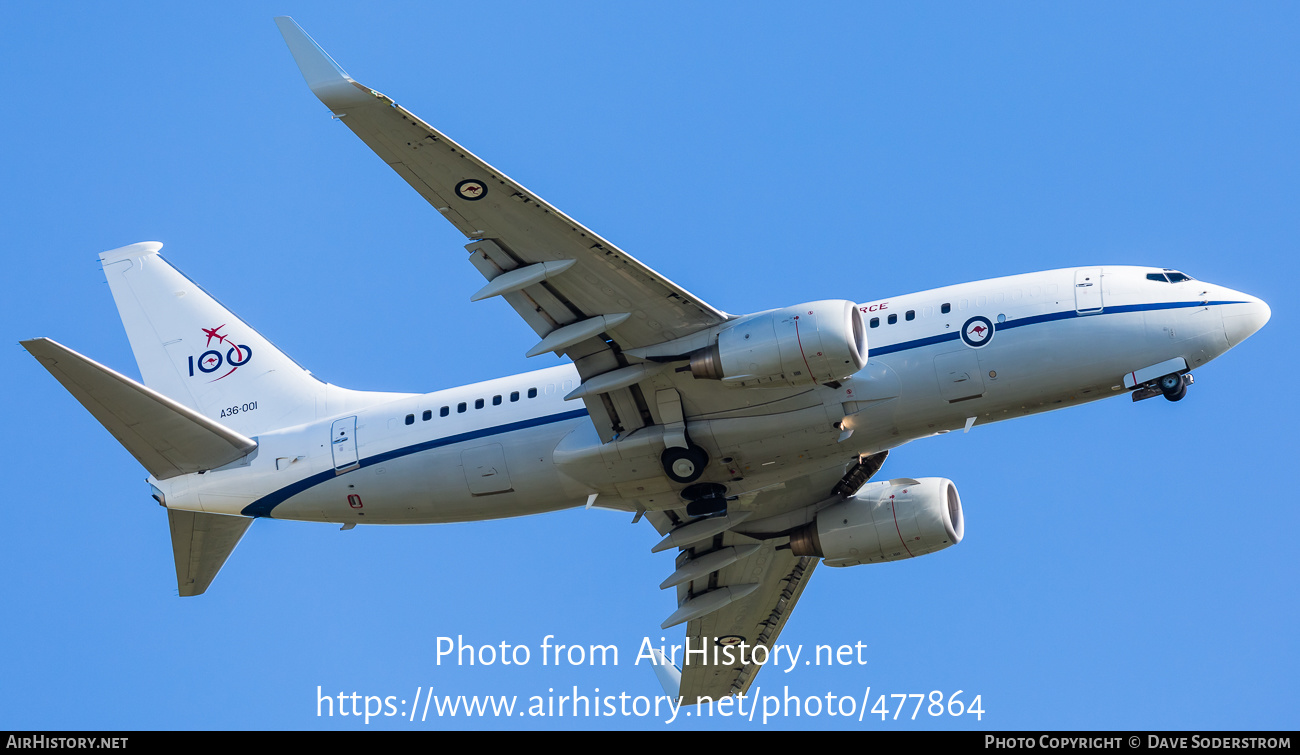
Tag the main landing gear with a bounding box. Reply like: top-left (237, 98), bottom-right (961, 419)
top-left (682, 483), bottom-right (730, 518)
top-left (660, 442), bottom-right (730, 517)
top-left (661, 444), bottom-right (709, 484)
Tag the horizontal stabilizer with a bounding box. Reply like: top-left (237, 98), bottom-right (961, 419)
top-left (21, 338), bottom-right (257, 480)
top-left (168, 509), bottom-right (252, 596)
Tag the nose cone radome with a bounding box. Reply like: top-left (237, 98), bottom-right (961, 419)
top-left (1223, 295), bottom-right (1271, 347)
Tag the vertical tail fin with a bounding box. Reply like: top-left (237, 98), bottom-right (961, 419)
top-left (100, 242), bottom-right (327, 437)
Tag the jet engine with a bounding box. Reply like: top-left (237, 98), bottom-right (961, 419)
top-left (789, 478), bottom-right (963, 566)
top-left (687, 300), bottom-right (868, 388)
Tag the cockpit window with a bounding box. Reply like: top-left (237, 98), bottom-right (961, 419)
top-left (1147, 270), bottom-right (1194, 283)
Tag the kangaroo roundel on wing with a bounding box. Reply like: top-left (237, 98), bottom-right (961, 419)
top-left (455, 179), bottom-right (487, 201)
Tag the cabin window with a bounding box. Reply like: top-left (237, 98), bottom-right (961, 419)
top-left (440, 406), bottom-right (449, 417)
top-left (457, 402), bottom-right (467, 413)
top-left (422, 410), bottom-right (432, 421)
top-left (905, 310), bottom-right (915, 321)
top-left (492, 395), bottom-right (502, 406)
top-left (404, 414), bottom-right (414, 425)
top-left (510, 391), bottom-right (520, 402)
top-left (888, 313), bottom-right (898, 325)
top-left (870, 317), bottom-right (879, 328)
top-left (528, 388), bottom-right (538, 398)
top-left (941, 303), bottom-right (951, 314)
top-left (475, 398), bottom-right (484, 409)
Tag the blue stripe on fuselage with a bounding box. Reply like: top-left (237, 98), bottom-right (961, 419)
top-left (242, 300), bottom-right (1240, 517)
top-left (241, 408), bottom-right (590, 517)
top-left (870, 300), bottom-right (1239, 356)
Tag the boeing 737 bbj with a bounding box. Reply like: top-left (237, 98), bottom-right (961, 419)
top-left (21, 18), bottom-right (1270, 703)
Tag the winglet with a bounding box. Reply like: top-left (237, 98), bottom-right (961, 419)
top-left (274, 16), bottom-right (373, 110)
top-left (649, 648), bottom-right (682, 700)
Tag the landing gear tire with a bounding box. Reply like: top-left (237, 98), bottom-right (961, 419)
top-left (683, 483), bottom-right (729, 517)
top-left (662, 445), bottom-right (709, 484)
top-left (686, 495), bottom-right (728, 517)
top-left (1160, 373), bottom-right (1187, 402)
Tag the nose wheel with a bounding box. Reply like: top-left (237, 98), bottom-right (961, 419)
top-left (1132, 372), bottom-right (1194, 403)
top-left (1160, 373), bottom-right (1189, 402)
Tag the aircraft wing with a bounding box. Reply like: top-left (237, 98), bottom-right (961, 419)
top-left (276, 18), bottom-right (730, 441)
top-left (679, 536), bottom-right (817, 702)
top-left (644, 463), bottom-right (852, 702)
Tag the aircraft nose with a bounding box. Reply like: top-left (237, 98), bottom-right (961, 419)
top-left (1223, 294), bottom-right (1271, 347)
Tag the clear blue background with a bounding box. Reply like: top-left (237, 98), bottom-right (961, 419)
top-left (2, 2), bottom-right (1295, 730)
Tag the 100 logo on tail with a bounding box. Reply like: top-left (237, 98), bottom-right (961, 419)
top-left (187, 325), bottom-right (253, 382)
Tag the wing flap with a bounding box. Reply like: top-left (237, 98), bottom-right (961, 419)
top-left (167, 509), bottom-right (253, 596)
top-left (22, 338), bottom-right (257, 480)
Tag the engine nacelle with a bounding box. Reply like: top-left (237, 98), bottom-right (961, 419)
top-left (688, 299), bottom-right (868, 388)
top-left (789, 478), bottom-right (964, 566)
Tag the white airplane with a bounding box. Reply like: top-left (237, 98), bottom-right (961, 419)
top-left (22, 18), bottom-right (1270, 704)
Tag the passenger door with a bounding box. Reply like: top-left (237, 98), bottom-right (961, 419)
top-left (1074, 268), bottom-right (1103, 313)
top-left (331, 416), bottom-right (359, 474)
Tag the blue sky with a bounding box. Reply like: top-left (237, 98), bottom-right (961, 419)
top-left (2, 2), bottom-right (1296, 730)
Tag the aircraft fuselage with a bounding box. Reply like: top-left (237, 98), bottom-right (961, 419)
top-left (153, 265), bottom-right (1268, 526)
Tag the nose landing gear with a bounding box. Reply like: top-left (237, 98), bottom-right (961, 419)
top-left (1159, 373), bottom-right (1189, 402)
top-left (1131, 372), bottom-right (1194, 403)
